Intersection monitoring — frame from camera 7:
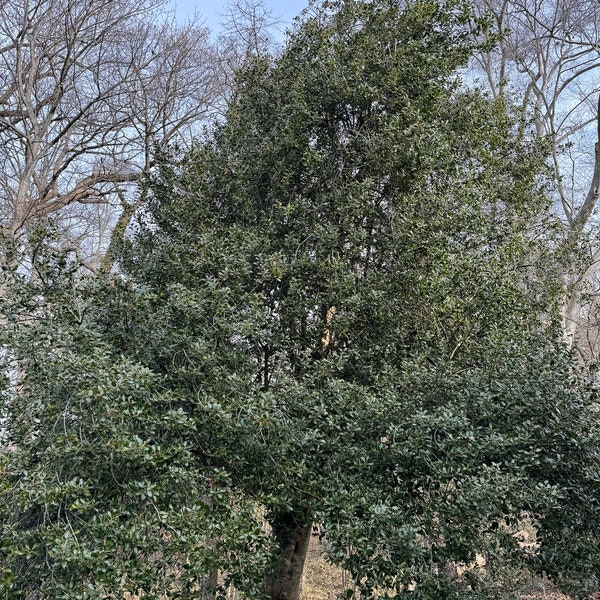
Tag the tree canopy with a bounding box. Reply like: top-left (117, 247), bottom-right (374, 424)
top-left (1, 1), bottom-right (599, 599)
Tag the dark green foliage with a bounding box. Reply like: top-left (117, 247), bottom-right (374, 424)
top-left (1, 1), bottom-right (599, 598)
top-left (113, 0), bottom-right (599, 597)
top-left (316, 336), bottom-right (600, 598)
top-left (111, 1), bottom-right (600, 597)
top-left (0, 249), bottom-right (272, 598)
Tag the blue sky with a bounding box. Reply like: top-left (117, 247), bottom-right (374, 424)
top-left (168, 0), bottom-right (309, 36)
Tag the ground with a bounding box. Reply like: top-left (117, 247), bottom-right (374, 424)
top-left (299, 537), bottom-right (573, 600)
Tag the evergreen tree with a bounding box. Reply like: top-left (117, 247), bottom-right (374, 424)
top-left (113, 1), bottom-right (599, 597)
top-left (1, 1), bottom-right (599, 599)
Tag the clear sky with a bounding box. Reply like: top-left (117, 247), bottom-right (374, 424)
top-left (168, 0), bottom-right (309, 37)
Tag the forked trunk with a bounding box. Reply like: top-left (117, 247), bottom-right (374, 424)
top-left (264, 509), bottom-right (313, 600)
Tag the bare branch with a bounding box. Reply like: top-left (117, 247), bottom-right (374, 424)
top-left (0, 0), bottom-right (225, 268)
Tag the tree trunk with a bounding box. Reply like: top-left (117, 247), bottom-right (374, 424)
top-left (562, 95), bottom-right (600, 350)
top-left (200, 570), bottom-right (218, 600)
top-left (99, 192), bottom-right (141, 273)
top-left (264, 509), bottom-right (313, 600)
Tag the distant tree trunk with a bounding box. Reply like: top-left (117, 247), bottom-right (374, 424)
top-left (264, 509), bottom-right (313, 600)
top-left (563, 96), bottom-right (600, 350)
top-left (99, 191), bottom-right (141, 273)
top-left (201, 570), bottom-right (218, 600)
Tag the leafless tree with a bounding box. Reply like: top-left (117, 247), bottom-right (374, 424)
top-left (214, 0), bottom-right (282, 102)
top-left (0, 0), bottom-right (221, 268)
top-left (470, 0), bottom-right (600, 351)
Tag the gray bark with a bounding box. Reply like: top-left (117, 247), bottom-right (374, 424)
top-left (563, 96), bottom-right (600, 349)
top-left (264, 510), bottom-right (313, 600)
top-left (201, 570), bottom-right (218, 600)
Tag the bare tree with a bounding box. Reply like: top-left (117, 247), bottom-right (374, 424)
top-left (214, 0), bottom-right (283, 102)
top-left (0, 0), bottom-right (221, 268)
top-left (471, 0), bottom-right (600, 351)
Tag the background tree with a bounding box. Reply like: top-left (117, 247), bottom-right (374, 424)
top-left (215, 0), bottom-right (282, 99)
top-left (470, 0), bottom-right (600, 354)
top-left (0, 0), bottom-right (221, 269)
